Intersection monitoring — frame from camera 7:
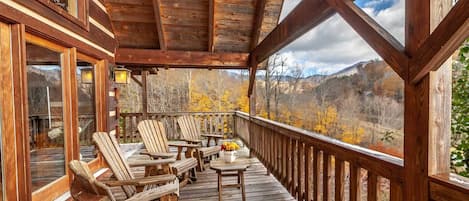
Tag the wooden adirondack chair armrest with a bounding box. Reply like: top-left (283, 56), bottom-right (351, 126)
top-left (168, 143), bottom-right (200, 159)
top-left (140, 151), bottom-right (176, 159)
top-left (167, 143), bottom-right (201, 148)
top-left (201, 134), bottom-right (224, 138)
top-left (102, 174), bottom-right (176, 187)
top-left (127, 158), bottom-right (176, 167)
top-left (182, 139), bottom-right (203, 144)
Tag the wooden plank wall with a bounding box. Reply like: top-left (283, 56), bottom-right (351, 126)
top-left (0, 0), bottom-right (116, 61)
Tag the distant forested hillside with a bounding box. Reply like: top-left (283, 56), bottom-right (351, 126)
top-left (119, 58), bottom-right (405, 156)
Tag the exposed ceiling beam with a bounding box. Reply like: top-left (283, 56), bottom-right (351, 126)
top-left (249, 0), bottom-right (335, 96)
top-left (326, 0), bottom-right (408, 79)
top-left (250, 0), bottom-right (267, 51)
top-left (410, 0), bottom-right (469, 84)
top-left (208, 0), bottom-right (216, 52)
top-left (152, 0), bottom-right (166, 50)
top-left (116, 48), bottom-right (249, 68)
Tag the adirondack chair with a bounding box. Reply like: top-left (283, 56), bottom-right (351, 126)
top-left (177, 115), bottom-right (224, 147)
top-left (90, 132), bottom-right (179, 201)
top-left (69, 160), bottom-right (179, 201)
top-left (177, 115), bottom-right (221, 171)
top-left (137, 120), bottom-right (198, 187)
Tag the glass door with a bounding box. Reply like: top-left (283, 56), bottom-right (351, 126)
top-left (26, 40), bottom-right (66, 191)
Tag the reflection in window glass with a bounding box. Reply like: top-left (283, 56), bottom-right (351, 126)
top-left (50, 0), bottom-right (78, 17)
top-left (76, 60), bottom-right (96, 161)
top-left (26, 42), bottom-right (65, 191)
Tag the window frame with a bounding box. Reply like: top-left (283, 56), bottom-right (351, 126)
top-left (36, 0), bottom-right (89, 30)
top-left (76, 52), bottom-right (99, 161)
top-left (25, 33), bottom-right (74, 199)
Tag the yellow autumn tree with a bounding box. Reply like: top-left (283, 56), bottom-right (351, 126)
top-left (341, 126), bottom-right (365, 144)
top-left (313, 106), bottom-right (338, 136)
top-left (236, 95), bottom-right (249, 113)
top-left (190, 92), bottom-right (214, 112)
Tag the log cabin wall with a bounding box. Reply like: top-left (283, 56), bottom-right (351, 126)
top-left (0, 0), bottom-right (116, 200)
top-left (0, 0), bottom-right (116, 60)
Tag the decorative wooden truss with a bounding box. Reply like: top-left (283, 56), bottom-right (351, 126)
top-left (248, 0), bottom-right (469, 95)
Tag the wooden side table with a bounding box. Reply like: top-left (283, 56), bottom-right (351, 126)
top-left (210, 158), bottom-right (253, 201)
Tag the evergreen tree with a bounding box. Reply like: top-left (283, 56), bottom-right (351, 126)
top-left (451, 39), bottom-right (469, 176)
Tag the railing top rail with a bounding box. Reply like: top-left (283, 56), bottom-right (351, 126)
top-left (120, 111), bottom-right (236, 117)
top-left (234, 111), bottom-right (404, 181)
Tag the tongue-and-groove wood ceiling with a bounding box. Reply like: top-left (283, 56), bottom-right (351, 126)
top-left (105, 0), bottom-right (283, 53)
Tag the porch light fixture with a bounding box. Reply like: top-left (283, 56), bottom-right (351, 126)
top-left (114, 67), bottom-right (131, 84)
top-left (80, 68), bottom-right (93, 84)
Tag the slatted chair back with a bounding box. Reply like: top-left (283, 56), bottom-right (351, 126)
top-left (138, 120), bottom-right (170, 153)
top-left (92, 132), bottom-right (136, 198)
top-left (177, 115), bottom-right (200, 141)
top-left (69, 160), bottom-right (115, 201)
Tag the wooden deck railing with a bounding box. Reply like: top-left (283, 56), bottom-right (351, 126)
top-left (119, 112), bottom-right (235, 142)
top-left (234, 111), bottom-right (405, 201)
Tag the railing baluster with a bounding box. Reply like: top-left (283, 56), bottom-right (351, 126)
top-left (335, 158), bottom-right (345, 201)
top-left (305, 145), bottom-right (312, 201)
top-left (266, 128), bottom-right (274, 173)
top-left (368, 172), bottom-right (378, 201)
top-left (287, 137), bottom-right (293, 194)
top-left (282, 135), bottom-right (288, 187)
top-left (323, 152), bottom-right (331, 201)
top-left (313, 148), bottom-right (320, 201)
top-left (297, 141), bottom-right (304, 200)
top-left (350, 164), bottom-right (361, 201)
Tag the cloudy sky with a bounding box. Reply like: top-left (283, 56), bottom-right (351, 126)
top-left (276, 0), bottom-right (405, 76)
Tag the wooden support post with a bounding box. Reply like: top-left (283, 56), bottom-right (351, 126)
top-left (428, 0), bottom-right (452, 176)
top-left (404, 0), bottom-right (430, 199)
top-left (142, 70), bottom-right (149, 119)
top-left (248, 67), bottom-right (256, 158)
top-left (404, 0), bottom-right (452, 200)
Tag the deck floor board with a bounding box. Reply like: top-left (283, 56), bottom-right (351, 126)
top-left (108, 146), bottom-right (295, 201)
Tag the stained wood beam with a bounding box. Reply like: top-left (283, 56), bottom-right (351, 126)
top-left (249, 0), bottom-right (335, 95)
top-left (250, 0), bottom-right (267, 51)
top-left (409, 0), bottom-right (469, 84)
top-left (403, 0), bottom-right (431, 200)
top-left (326, 0), bottom-right (408, 79)
top-left (152, 0), bottom-right (166, 50)
top-left (208, 0), bottom-right (215, 52)
top-left (116, 48), bottom-right (249, 68)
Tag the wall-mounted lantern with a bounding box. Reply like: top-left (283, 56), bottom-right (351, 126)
top-left (114, 67), bottom-right (131, 84)
top-left (80, 68), bottom-right (93, 84)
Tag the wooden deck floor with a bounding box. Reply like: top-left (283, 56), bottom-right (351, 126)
top-left (178, 158), bottom-right (294, 201)
top-left (116, 146), bottom-right (295, 201)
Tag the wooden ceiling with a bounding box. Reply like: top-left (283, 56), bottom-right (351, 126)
top-left (105, 0), bottom-right (284, 54)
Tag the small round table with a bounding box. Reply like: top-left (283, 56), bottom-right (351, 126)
top-left (210, 158), bottom-right (253, 201)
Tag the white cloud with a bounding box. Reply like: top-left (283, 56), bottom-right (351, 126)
top-left (275, 0), bottom-right (405, 75)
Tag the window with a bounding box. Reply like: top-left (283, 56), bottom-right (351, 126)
top-left (26, 41), bottom-right (66, 191)
top-left (76, 55), bottom-right (97, 162)
top-left (37, 0), bottom-right (88, 29)
top-left (50, 0), bottom-right (78, 17)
